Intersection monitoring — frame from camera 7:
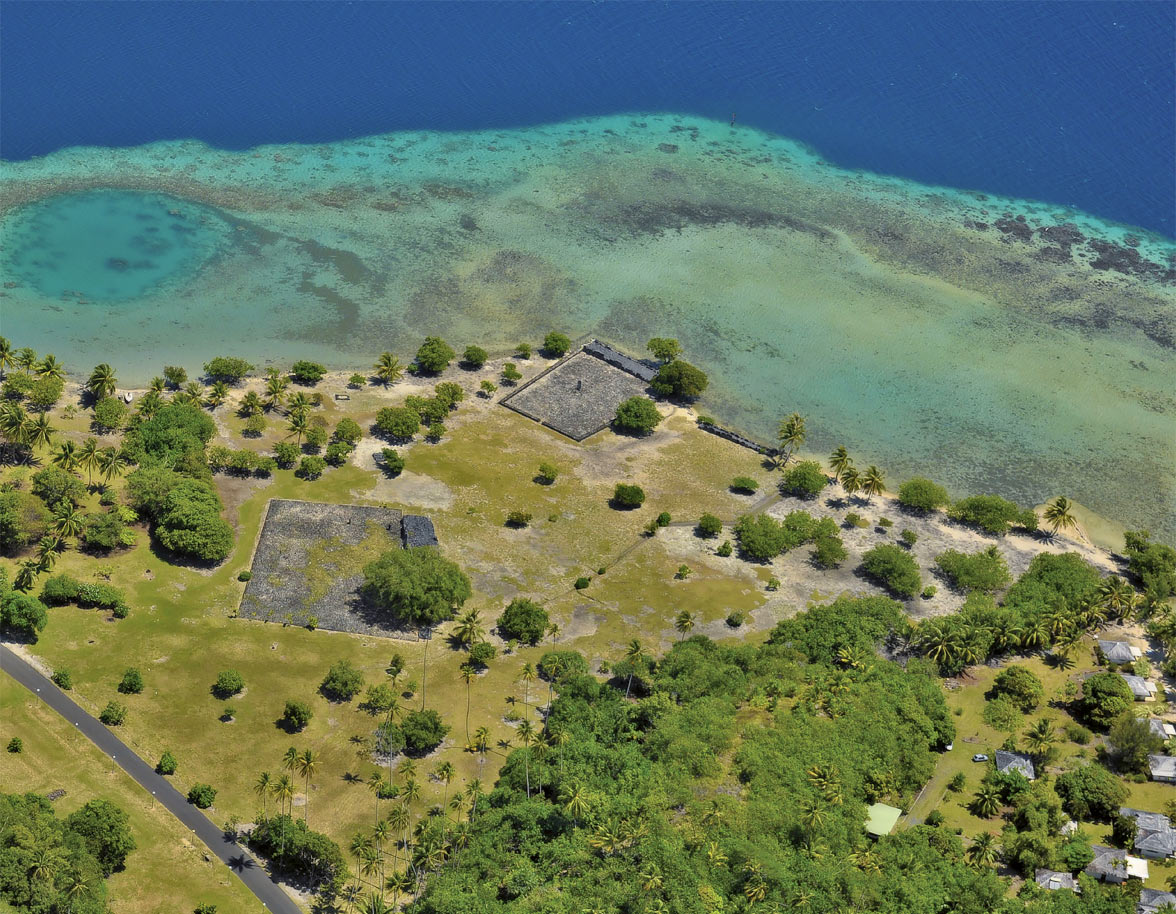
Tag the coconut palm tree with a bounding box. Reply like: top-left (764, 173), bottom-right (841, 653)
top-left (519, 663), bottom-right (537, 722)
top-left (239, 391), bottom-right (264, 417)
top-left (15, 347), bottom-right (38, 373)
top-left (777, 412), bottom-right (806, 467)
top-left (264, 374), bottom-right (289, 410)
top-left (1020, 619), bottom-right (1049, 652)
top-left (460, 664), bottom-right (476, 744)
top-left (434, 760), bottom-right (456, 808)
top-left (386, 804), bottom-right (410, 867)
top-left (52, 440), bottom-right (80, 473)
top-left (1099, 575), bottom-right (1136, 620)
top-left (87, 363), bottom-right (117, 400)
top-left (674, 610), bottom-right (695, 640)
top-left (286, 411), bottom-right (310, 445)
top-left (206, 380), bottom-right (230, 409)
top-left (517, 719), bottom-right (535, 799)
top-left (254, 771), bottom-right (272, 819)
top-left (1043, 496), bottom-right (1077, 537)
top-left (916, 621), bottom-right (960, 667)
top-left (296, 749), bottom-right (318, 823)
top-left (385, 870), bottom-right (413, 908)
top-left (623, 640), bottom-right (646, 698)
top-left (861, 465), bottom-right (885, 503)
top-left (136, 390), bottom-right (163, 418)
top-left (148, 376), bottom-right (166, 394)
top-left (1024, 718), bottom-right (1056, 760)
top-left (0, 337), bottom-right (11, 377)
top-left (287, 391), bottom-right (313, 417)
top-left (36, 354), bottom-right (65, 382)
top-left (840, 466), bottom-right (861, 500)
top-left (26, 412), bottom-right (55, 451)
top-left (0, 401), bottom-right (27, 446)
top-left (36, 536), bottom-right (61, 568)
top-left (14, 560), bottom-right (40, 593)
top-left (374, 352), bottom-right (403, 387)
top-left (966, 832), bottom-right (999, 868)
top-left (829, 445), bottom-right (852, 478)
top-left (96, 447), bottom-right (129, 486)
top-left (52, 502), bottom-right (85, 540)
top-left (562, 780), bottom-right (589, 827)
top-left (453, 609), bottom-right (484, 647)
top-left (273, 773), bottom-right (296, 816)
top-left (970, 784), bottom-right (1001, 818)
top-left (77, 438), bottom-right (100, 486)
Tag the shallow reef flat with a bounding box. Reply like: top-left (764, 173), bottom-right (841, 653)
top-left (1, 114), bottom-right (1173, 539)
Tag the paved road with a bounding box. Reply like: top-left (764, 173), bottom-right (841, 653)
top-left (1, 645), bottom-right (302, 914)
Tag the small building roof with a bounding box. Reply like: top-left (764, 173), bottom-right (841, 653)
top-left (1150, 755), bottom-right (1176, 781)
top-left (1034, 869), bottom-right (1078, 892)
top-left (1086, 845), bottom-right (1147, 881)
top-left (995, 749), bottom-right (1036, 780)
top-left (1120, 673), bottom-right (1157, 700)
top-left (401, 515), bottom-right (438, 549)
top-left (1140, 888), bottom-right (1176, 914)
top-left (583, 340), bottom-right (657, 382)
top-left (1120, 807), bottom-right (1172, 835)
top-left (865, 803), bottom-right (902, 837)
top-left (1099, 640), bottom-right (1142, 664)
top-left (1149, 718), bottom-right (1176, 740)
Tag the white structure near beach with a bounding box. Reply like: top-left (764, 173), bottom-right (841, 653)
top-left (1099, 640), bottom-right (1142, 664)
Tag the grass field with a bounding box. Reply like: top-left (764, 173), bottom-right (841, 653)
top-left (0, 353), bottom-right (1160, 909)
top-left (0, 673), bottom-right (267, 914)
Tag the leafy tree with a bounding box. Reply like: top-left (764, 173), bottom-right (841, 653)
top-left (82, 510), bottom-right (127, 553)
top-left (1124, 530), bottom-right (1176, 602)
top-left (936, 546), bottom-right (1012, 593)
top-left (415, 337), bottom-right (456, 373)
top-left (0, 490), bottom-right (49, 555)
top-left (202, 356), bottom-right (253, 383)
top-left (949, 495), bottom-right (1037, 536)
top-left (780, 460), bottom-right (827, 498)
top-left (66, 798), bottom-right (137, 875)
top-left (1108, 711), bottom-right (1163, 774)
top-left (155, 749), bottom-right (178, 775)
top-left (1080, 672), bottom-right (1135, 729)
top-left (542, 332), bottom-right (571, 357)
top-left (324, 441), bottom-right (352, 466)
top-left (1055, 764), bottom-right (1128, 821)
top-left (187, 784), bottom-right (217, 809)
top-left (468, 641), bottom-right (496, 669)
top-left (246, 814), bottom-right (348, 890)
top-left (613, 396), bottom-right (661, 434)
top-left (898, 477), bottom-right (950, 512)
top-left (212, 669), bottom-right (244, 698)
top-left (646, 337), bottom-right (682, 362)
top-left (92, 396), bottom-right (128, 431)
top-left (273, 441), bottom-right (300, 468)
top-left (154, 480), bottom-right (233, 562)
top-left (362, 547), bottom-right (472, 626)
top-left (162, 365), bottom-right (188, 388)
top-left (536, 462), bottom-right (559, 484)
top-left (117, 668), bottom-right (144, 694)
top-left (402, 708), bottom-right (449, 755)
top-left (281, 699), bottom-right (313, 732)
top-left (860, 544), bottom-right (922, 598)
top-left (612, 483), bottom-right (646, 509)
top-left (812, 531), bottom-right (849, 569)
top-left (731, 475), bottom-right (759, 494)
top-left (697, 513), bottom-right (722, 537)
top-left (295, 455), bottom-right (327, 480)
top-left (290, 360), bottom-right (327, 384)
top-left (50, 668), bottom-right (72, 690)
top-left (1, 591), bottom-right (49, 640)
top-left (321, 660), bottom-right (365, 702)
top-left (99, 701), bottom-right (127, 725)
top-left (651, 360), bottom-right (708, 399)
top-left (380, 448), bottom-right (405, 476)
top-left (374, 406), bottom-right (420, 440)
top-left (501, 363), bottom-right (522, 384)
top-left (497, 598), bottom-right (550, 645)
top-left (989, 665), bottom-right (1044, 712)
top-left (462, 346), bottom-right (488, 368)
top-left (31, 465), bottom-right (86, 508)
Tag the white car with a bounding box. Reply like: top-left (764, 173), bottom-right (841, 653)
top-left (971, 754), bottom-right (989, 763)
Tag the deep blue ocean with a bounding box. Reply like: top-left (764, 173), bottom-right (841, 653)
top-left (2, 1), bottom-right (1173, 236)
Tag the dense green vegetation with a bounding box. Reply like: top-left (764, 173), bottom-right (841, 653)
top-left (948, 495), bottom-right (1038, 536)
top-left (935, 546), bottom-right (1012, 593)
top-left (613, 396), bottom-right (661, 434)
top-left (362, 547), bottom-right (473, 626)
top-left (778, 460), bottom-right (827, 499)
top-left (650, 359), bottom-right (708, 400)
top-left (0, 792), bottom-right (135, 912)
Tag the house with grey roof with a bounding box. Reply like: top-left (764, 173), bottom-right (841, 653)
top-left (1139, 888), bottom-right (1176, 914)
top-left (1149, 754), bottom-right (1176, 784)
top-left (1119, 673), bottom-right (1158, 701)
top-left (1100, 640), bottom-right (1143, 664)
top-left (995, 749), bottom-right (1036, 780)
top-left (1034, 869), bottom-right (1078, 892)
top-left (1149, 718), bottom-right (1176, 741)
top-left (1086, 845), bottom-right (1148, 883)
top-left (1119, 807), bottom-right (1176, 859)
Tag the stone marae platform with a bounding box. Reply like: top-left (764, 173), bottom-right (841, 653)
top-left (500, 347), bottom-right (651, 440)
top-left (238, 499), bottom-right (434, 638)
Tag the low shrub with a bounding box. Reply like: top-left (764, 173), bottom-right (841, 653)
top-left (860, 544), bottom-right (922, 598)
top-left (779, 460), bottom-right (827, 499)
top-left (716, 540), bottom-right (733, 557)
top-left (187, 784), bottom-right (217, 809)
top-left (100, 701), bottom-right (127, 726)
top-left (380, 448), bottom-right (405, 476)
top-left (697, 513), bottom-right (722, 537)
top-left (402, 708), bottom-right (449, 755)
top-left (295, 456), bottom-right (327, 480)
top-left (320, 660), bottom-right (364, 702)
top-left (462, 346), bottom-right (488, 369)
top-left (212, 669), bottom-right (245, 699)
top-left (574, 577), bottom-right (590, 590)
top-left (726, 611), bottom-right (745, 628)
top-left (542, 332), bottom-right (571, 358)
top-left (156, 750), bottom-right (178, 775)
top-left (281, 699), bottom-right (313, 732)
top-left (730, 476), bottom-right (759, 494)
top-left (505, 510), bottom-right (533, 528)
top-left (898, 477), bottom-right (950, 513)
top-left (612, 483), bottom-right (646, 509)
top-left (117, 668), bottom-right (143, 694)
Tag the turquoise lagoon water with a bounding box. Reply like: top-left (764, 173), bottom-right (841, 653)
top-left (1, 116), bottom-right (1173, 540)
top-left (2, 189), bottom-right (231, 300)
